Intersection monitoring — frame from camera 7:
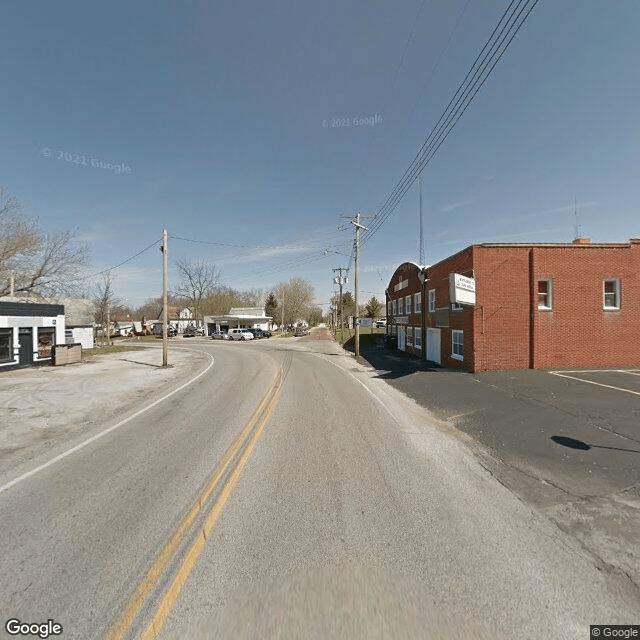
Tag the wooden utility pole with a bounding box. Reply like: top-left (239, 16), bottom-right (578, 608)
top-left (350, 212), bottom-right (371, 357)
top-left (162, 228), bottom-right (168, 366)
top-left (106, 273), bottom-right (111, 348)
top-left (333, 267), bottom-right (349, 339)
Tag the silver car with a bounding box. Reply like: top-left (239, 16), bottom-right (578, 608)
top-left (228, 329), bottom-right (254, 341)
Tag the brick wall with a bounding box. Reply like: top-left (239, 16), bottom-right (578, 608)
top-left (387, 262), bottom-right (424, 357)
top-left (424, 248), bottom-right (475, 370)
top-left (474, 241), bottom-right (640, 370)
top-left (530, 242), bottom-right (640, 368)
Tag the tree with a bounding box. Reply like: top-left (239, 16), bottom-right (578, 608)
top-left (340, 291), bottom-right (356, 317)
top-left (264, 292), bottom-right (278, 327)
top-left (174, 259), bottom-right (220, 326)
top-left (0, 189), bottom-right (89, 297)
top-left (93, 272), bottom-right (126, 344)
top-left (305, 305), bottom-right (324, 327)
top-left (365, 296), bottom-right (383, 320)
top-left (273, 278), bottom-right (315, 327)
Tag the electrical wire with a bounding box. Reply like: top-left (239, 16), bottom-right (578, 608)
top-left (362, 0), bottom-right (539, 246)
top-left (81, 238), bottom-right (163, 280)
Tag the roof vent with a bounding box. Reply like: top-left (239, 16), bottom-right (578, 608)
top-left (572, 237), bottom-right (591, 245)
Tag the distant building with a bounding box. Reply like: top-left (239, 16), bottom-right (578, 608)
top-left (54, 298), bottom-right (94, 349)
top-left (386, 239), bottom-right (640, 371)
top-left (204, 307), bottom-right (272, 336)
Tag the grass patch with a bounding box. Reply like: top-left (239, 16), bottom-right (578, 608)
top-left (83, 344), bottom-right (147, 358)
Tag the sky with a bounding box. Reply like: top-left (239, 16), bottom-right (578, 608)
top-left (1, 0), bottom-right (639, 312)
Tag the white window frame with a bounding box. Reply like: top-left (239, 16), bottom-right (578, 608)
top-left (603, 278), bottom-right (620, 310)
top-left (414, 327), bottom-right (421, 348)
top-left (428, 289), bottom-right (436, 313)
top-left (451, 302), bottom-right (462, 311)
top-left (405, 295), bottom-right (411, 315)
top-left (406, 326), bottom-right (413, 347)
top-left (414, 292), bottom-right (422, 313)
top-left (538, 278), bottom-right (553, 310)
top-left (452, 330), bottom-right (464, 361)
top-left (398, 297), bottom-right (403, 315)
top-left (392, 299), bottom-right (397, 315)
top-left (387, 301), bottom-right (392, 316)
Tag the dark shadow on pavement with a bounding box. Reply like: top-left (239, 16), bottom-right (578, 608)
top-left (551, 435), bottom-right (640, 454)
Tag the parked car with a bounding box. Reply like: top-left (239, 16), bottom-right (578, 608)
top-left (183, 324), bottom-right (196, 337)
top-left (375, 319), bottom-right (387, 328)
top-left (211, 330), bottom-right (228, 340)
top-left (248, 328), bottom-right (264, 339)
top-left (153, 324), bottom-right (177, 337)
top-left (262, 329), bottom-right (272, 338)
top-left (294, 327), bottom-right (310, 337)
top-left (228, 329), bottom-right (254, 341)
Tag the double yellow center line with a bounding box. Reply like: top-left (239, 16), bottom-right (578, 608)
top-left (106, 354), bottom-right (290, 640)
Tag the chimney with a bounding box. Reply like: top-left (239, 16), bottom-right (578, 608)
top-left (572, 237), bottom-right (591, 245)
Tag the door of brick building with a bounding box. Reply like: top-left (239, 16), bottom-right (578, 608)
top-left (426, 328), bottom-right (441, 364)
top-left (397, 326), bottom-right (405, 351)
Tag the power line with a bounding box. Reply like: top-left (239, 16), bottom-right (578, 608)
top-left (81, 238), bottom-right (163, 281)
top-left (363, 0), bottom-right (539, 246)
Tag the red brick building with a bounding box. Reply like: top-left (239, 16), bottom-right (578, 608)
top-left (386, 239), bottom-right (640, 372)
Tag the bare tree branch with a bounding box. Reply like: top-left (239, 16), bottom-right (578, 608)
top-left (0, 189), bottom-right (90, 297)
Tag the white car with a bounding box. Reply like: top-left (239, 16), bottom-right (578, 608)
top-left (228, 329), bottom-right (254, 341)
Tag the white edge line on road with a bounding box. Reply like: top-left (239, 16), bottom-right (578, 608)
top-left (549, 371), bottom-right (640, 396)
top-left (308, 352), bottom-right (402, 426)
top-left (0, 350), bottom-right (215, 496)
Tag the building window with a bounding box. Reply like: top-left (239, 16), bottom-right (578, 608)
top-left (414, 327), bottom-right (422, 348)
top-left (387, 301), bottom-right (392, 316)
top-left (603, 279), bottom-right (620, 309)
top-left (538, 279), bottom-right (553, 310)
top-left (407, 326), bottom-right (413, 346)
top-left (414, 292), bottom-right (422, 313)
top-left (452, 330), bottom-right (464, 360)
top-left (428, 289), bottom-right (436, 313)
top-left (391, 325), bottom-right (397, 336)
top-left (451, 302), bottom-right (462, 311)
top-left (38, 327), bottom-right (55, 358)
top-left (0, 329), bottom-right (13, 362)
top-left (398, 297), bottom-right (403, 315)
top-left (405, 295), bottom-right (411, 315)
top-left (392, 299), bottom-right (397, 315)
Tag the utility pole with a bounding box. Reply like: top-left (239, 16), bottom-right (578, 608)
top-left (333, 267), bottom-right (349, 338)
top-left (106, 272), bottom-right (111, 348)
top-left (348, 211), bottom-right (372, 358)
top-left (281, 290), bottom-right (284, 333)
top-left (161, 228), bottom-right (168, 366)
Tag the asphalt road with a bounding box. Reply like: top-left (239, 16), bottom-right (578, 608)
top-left (1, 334), bottom-right (639, 639)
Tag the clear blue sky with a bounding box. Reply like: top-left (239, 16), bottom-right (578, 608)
top-left (1, 0), bottom-right (639, 310)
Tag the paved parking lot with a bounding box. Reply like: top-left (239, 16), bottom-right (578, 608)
top-left (357, 344), bottom-right (640, 586)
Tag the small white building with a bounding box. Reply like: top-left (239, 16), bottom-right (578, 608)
top-left (203, 307), bottom-right (272, 336)
top-left (55, 298), bottom-right (94, 349)
top-left (0, 298), bottom-right (66, 370)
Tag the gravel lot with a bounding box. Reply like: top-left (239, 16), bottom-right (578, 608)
top-left (0, 344), bottom-right (210, 482)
